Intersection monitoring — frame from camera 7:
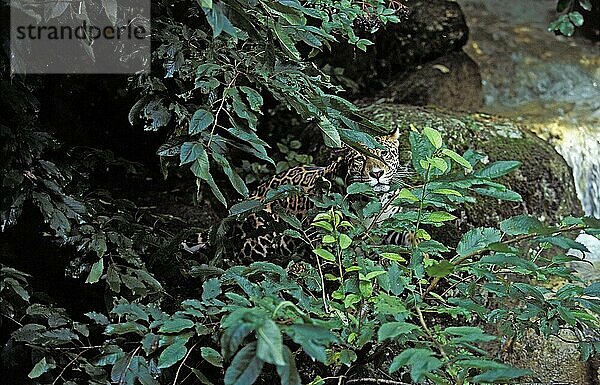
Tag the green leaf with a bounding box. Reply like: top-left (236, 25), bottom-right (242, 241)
top-left (537, 235), bottom-right (588, 252)
top-left (442, 148), bottom-right (473, 170)
top-left (568, 11), bottom-right (584, 26)
top-left (433, 188), bottom-right (462, 197)
top-left (276, 346), bottom-right (301, 385)
top-left (500, 215), bottom-right (544, 235)
top-left (201, 347), bottom-right (223, 367)
top-left (286, 324), bottom-right (337, 363)
top-left (158, 339), bottom-right (188, 369)
top-left (189, 109), bottom-right (214, 135)
top-left (559, 19), bottom-right (575, 35)
top-left (584, 282), bottom-right (600, 297)
top-left (456, 227), bottom-right (501, 257)
top-left (426, 211), bottom-right (457, 223)
top-left (159, 319), bottom-right (195, 333)
top-left (86, 258), bottom-right (104, 284)
top-left (256, 319), bottom-right (286, 366)
top-left (396, 188), bottom-right (419, 202)
top-left (380, 252), bottom-right (406, 262)
top-left (474, 187), bottom-right (522, 202)
top-left (445, 326), bottom-right (495, 343)
top-left (422, 127), bottom-right (442, 149)
top-left (274, 23), bottom-right (300, 60)
top-left (377, 322), bottom-right (419, 342)
top-left (91, 232), bottom-right (108, 257)
top-left (318, 117), bottom-right (341, 148)
top-left (389, 348), bottom-right (442, 382)
top-left (240, 87), bottom-right (263, 112)
top-left (475, 161), bottom-right (521, 179)
top-left (431, 157), bottom-right (448, 172)
top-left (190, 148), bottom-right (227, 206)
top-left (346, 182), bottom-right (372, 195)
top-left (338, 234), bottom-right (352, 250)
top-left (28, 357), bottom-right (54, 379)
top-left (313, 248), bottom-right (335, 262)
top-left (579, 0), bottom-right (592, 11)
top-left (202, 277), bottom-right (222, 301)
top-left (224, 343), bottom-right (264, 385)
top-left (180, 141), bottom-right (204, 165)
top-left (426, 260), bottom-right (454, 278)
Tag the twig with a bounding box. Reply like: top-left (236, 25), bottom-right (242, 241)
top-left (173, 343), bottom-right (197, 385)
top-left (415, 306), bottom-right (462, 384)
top-left (51, 346), bottom-right (97, 385)
top-left (207, 63), bottom-right (240, 148)
top-left (346, 378), bottom-right (411, 385)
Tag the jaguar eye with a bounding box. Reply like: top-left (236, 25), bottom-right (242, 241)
top-left (381, 150), bottom-right (389, 156)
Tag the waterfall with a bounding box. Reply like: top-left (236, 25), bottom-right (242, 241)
top-left (456, 0), bottom-right (600, 268)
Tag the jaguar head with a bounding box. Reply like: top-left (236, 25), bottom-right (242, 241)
top-left (346, 128), bottom-right (406, 193)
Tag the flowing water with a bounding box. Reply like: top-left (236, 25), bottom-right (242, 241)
top-left (456, 0), bottom-right (600, 266)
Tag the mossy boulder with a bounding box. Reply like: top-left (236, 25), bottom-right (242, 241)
top-left (360, 103), bottom-right (583, 240)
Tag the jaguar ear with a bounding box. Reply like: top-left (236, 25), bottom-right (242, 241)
top-left (389, 127), bottom-right (400, 141)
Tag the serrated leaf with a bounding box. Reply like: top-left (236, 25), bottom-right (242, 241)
top-left (456, 227), bottom-right (501, 257)
top-left (500, 215), bottom-right (544, 235)
top-left (426, 260), bottom-right (454, 278)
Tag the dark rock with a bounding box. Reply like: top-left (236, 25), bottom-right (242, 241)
top-left (373, 51), bottom-right (483, 111)
top-left (323, 0), bottom-right (469, 96)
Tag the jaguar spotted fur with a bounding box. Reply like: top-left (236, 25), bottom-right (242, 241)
top-left (183, 128), bottom-right (412, 261)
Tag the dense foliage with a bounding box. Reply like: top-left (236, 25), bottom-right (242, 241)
top-left (1, 0), bottom-right (598, 384)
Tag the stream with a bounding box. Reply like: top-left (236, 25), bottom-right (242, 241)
top-left (456, 0), bottom-right (600, 268)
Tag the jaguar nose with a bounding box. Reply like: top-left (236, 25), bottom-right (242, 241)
top-left (369, 169), bottom-right (384, 179)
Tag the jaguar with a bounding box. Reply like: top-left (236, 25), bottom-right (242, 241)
top-left (183, 128), bottom-right (412, 261)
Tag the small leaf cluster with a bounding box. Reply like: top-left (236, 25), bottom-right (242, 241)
top-left (548, 0), bottom-right (591, 36)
